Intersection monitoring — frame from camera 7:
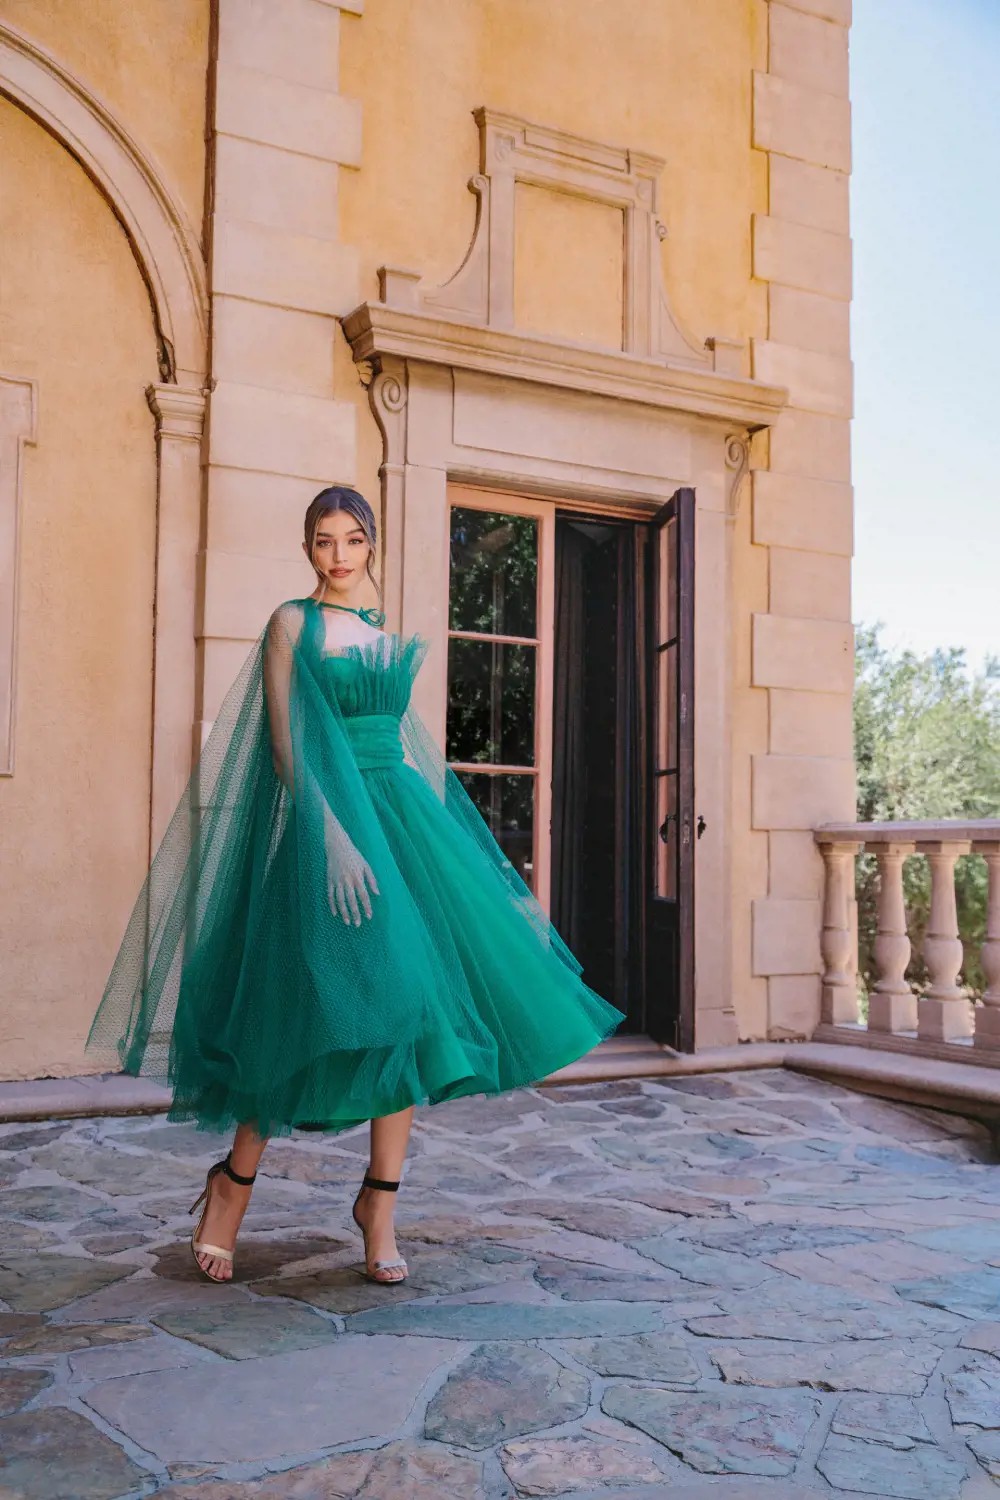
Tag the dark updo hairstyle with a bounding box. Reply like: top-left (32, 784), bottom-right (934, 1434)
top-left (304, 485), bottom-right (382, 615)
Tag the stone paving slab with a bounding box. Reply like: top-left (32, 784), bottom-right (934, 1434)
top-left (0, 1069), bottom-right (998, 1498)
top-left (82, 1335), bottom-right (457, 1463)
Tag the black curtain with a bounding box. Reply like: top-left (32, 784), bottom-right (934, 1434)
top-left (551, 523), bottom-right (588, 950)
top-left (551, 518), bottom-right (646, 1029)
top-left (614, 524), bottom-right (647, 1026)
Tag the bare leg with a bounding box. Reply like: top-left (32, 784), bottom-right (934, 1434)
top-left (195, 1123), bottom-right (268, 1282)
top-left (353, 1105), bottom-right (414, 1283)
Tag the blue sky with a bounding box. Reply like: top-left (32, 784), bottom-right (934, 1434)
top-left (851, 0), bottom-right (1000, 670)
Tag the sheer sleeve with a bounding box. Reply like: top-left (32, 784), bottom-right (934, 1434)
top-left (263, 602), bottom-right (300, 794)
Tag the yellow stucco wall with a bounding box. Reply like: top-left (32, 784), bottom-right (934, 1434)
top-left (0, 99), bottom-right (159, 1078)
top-left (0, 0), bottom-right (209, 231)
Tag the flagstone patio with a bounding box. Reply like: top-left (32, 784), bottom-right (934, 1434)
top-left (1, 1069), bottom-right (999, 1499)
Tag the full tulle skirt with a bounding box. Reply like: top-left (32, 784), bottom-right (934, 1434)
top-left (87, 605), bottom-right (624, 1138)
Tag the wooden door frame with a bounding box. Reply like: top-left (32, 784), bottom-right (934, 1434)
top-left (648, 486), bottom-right (696, 1051)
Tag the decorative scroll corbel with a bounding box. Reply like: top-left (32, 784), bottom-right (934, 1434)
top-left (724, 432), bottom-right (752, 523)
top-left (367, 360), bottom-right (408, 466)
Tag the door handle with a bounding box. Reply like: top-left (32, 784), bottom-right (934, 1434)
top-left (658, 812), bottom-right (677, 844)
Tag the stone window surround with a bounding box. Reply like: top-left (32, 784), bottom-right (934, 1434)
top-left (343, 107), bottom-right (788, 1043)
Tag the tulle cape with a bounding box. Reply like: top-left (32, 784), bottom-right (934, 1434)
top-left (87, 599), bottom-right (623, 1136)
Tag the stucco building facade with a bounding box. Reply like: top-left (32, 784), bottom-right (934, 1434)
top-left (0, 0), bottom-right (855, 1082)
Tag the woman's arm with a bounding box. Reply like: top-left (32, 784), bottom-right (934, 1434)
top-left (263, 604), bottom-right (299, 793)
top-left (263, 603), bottom-right (379, 925)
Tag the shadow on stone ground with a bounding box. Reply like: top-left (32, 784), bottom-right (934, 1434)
top-left (1, 1070), bottom-right (1000, 1499)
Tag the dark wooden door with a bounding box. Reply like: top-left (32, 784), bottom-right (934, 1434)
top-left (645, 488), bottom-right (695, 1049)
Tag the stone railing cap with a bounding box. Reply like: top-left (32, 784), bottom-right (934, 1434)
top-left (815, 820), bottom-right (1000, 845)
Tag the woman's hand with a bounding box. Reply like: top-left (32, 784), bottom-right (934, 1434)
top-left (324, 823), bottom-right (380, 926)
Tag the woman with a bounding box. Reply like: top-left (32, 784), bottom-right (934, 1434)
top-left (88, 486), bottom-right (623, 1285)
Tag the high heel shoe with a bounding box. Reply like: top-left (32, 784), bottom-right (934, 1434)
top-left (351, 1173), bottom-right (408, 1284)
top-left (189, 1151), bottom-right (257, 1283)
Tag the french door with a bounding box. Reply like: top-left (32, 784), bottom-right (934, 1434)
top-left (646, 488), bottom-right (696, 1050)
top-left (444, 482), bottom-right (696, 1051)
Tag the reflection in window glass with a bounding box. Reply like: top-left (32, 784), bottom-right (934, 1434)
top-left (447, 638), bottom-right (536, 766)
top-left (655, 771), bottom-right (678, 901)
top-left (449, 507), bottom-right (538, 638)
top-left (456, 771), bottom-right (535, 889)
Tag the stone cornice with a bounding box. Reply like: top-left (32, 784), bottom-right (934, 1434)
top-left (343, 301), bottom-right (788, 429)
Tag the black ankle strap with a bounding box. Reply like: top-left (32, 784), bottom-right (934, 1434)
top-left (363, 1173), bottom-right (400, 1192)
top-left (220, 1152), bottom-right (257, 1187)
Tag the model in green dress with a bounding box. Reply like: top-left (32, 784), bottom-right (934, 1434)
top-left (88, 486), bottom-right (624, 1283)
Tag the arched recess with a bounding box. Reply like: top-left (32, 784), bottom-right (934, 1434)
top-left (0, 22), bottom-right (209, 840)
top-left (0, 23), bottom-right (207, 384)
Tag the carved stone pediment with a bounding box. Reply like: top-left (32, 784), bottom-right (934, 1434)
top-left (374, 106), bottom-right (740, 374)
top-left (344, 108), bottom-right (786, 432)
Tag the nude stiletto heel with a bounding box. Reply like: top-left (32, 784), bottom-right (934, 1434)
top-left (189, 1151), bottom-right (257, 1283)
top-left (351, 1173), bottom-right (408, 1284)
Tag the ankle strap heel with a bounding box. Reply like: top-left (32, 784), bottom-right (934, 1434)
top-left (362, 1173), bottom-right (400, 1192)
top-left (220, 1151), bottom-right (257, 1187)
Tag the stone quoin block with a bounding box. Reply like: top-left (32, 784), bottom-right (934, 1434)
top-left (204, 469), bottom-right (321, 559)
top-left (212, 299), bottom-right (337, 399)
top-left (769, 410), bottom-right (852, 483)
top-left (752, 340), bottom-right (853, 419)
top-left (215, 63), bottom-right (362, 166)
top-left (752, 897), bottom-right (823, 975)
top-left (768, 973), bottom-right (823, 1037)
top-left (752, 472), bottom-right (854, 557)
top-left (769, 156), bottom-right (850, 236)
top-left (753, 614), bottom-right (854, 693)
top-left (208, 382), bottom-right (356, 482)
top-left (753, 216), bottom-right (852, 301)
top-left (213, 136), bottom-right (340, 241)
top-left (199, 548), bottom-right (308, 649)
top-left (769, 4), bottom-right (850, 98)
top-left (769, 830), bottom-right (825, 900)
top-left (768, 285), bottom-right (850, 358)
top-left (217, 0), bottom-right (342, 92)
top-left (752, 753), bottom-right (856, 830)
top-left (753, 72), bottom-right (851, 173)
top-left (769, 689), bottom-right (854, 758)
top-left (769, 548), bottom-right (852, 622)
top-left (772, 0), bottom-right (851, 26)
top-left (211, 219), bottom-right (360, 316)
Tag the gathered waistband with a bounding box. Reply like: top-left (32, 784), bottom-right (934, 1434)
top-left (342, 712), bottom-right (404, 772)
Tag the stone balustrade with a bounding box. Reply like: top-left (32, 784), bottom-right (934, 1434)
top-left (814, 821), bottom-right (1000, 1062)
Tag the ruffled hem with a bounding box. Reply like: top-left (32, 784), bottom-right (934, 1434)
top-left (152, 1004), bottom-right (623, 1138)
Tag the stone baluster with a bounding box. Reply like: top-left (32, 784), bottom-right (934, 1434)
top-left (974, 842), bottom-right (1000, 1049)
top-left (817, 839), bottom-right (863, 1025)
top-left (916, 839), bottom-right (973, 1041)
top-left (868, 841), bottom-right (917, 1033)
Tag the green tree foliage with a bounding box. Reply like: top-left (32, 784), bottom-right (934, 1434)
top-left (853, 626), bottom-right (1000, 995)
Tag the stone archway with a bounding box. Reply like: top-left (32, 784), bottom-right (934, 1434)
top-left (0, 23), bottom-right (209, 836)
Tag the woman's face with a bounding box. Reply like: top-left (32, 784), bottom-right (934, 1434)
top-left (305, 508), bottom-right (372, 596)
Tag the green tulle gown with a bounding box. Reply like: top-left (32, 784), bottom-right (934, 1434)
top-left (87, 598), bottom-right (624, 1137)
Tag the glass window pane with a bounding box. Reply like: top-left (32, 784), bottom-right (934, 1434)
top-left (449, 507), bottom-right (538, 637)
top-left (656, 515), bottom-right (676, 646)
top-left (655, 772), bottom-right (677, 901)
top-left (656, 643), bottom-right (677, 773)
top-left (455, 771), bottom-right (536, 889)
top-left (447, 638), bottom-right (536, 766)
